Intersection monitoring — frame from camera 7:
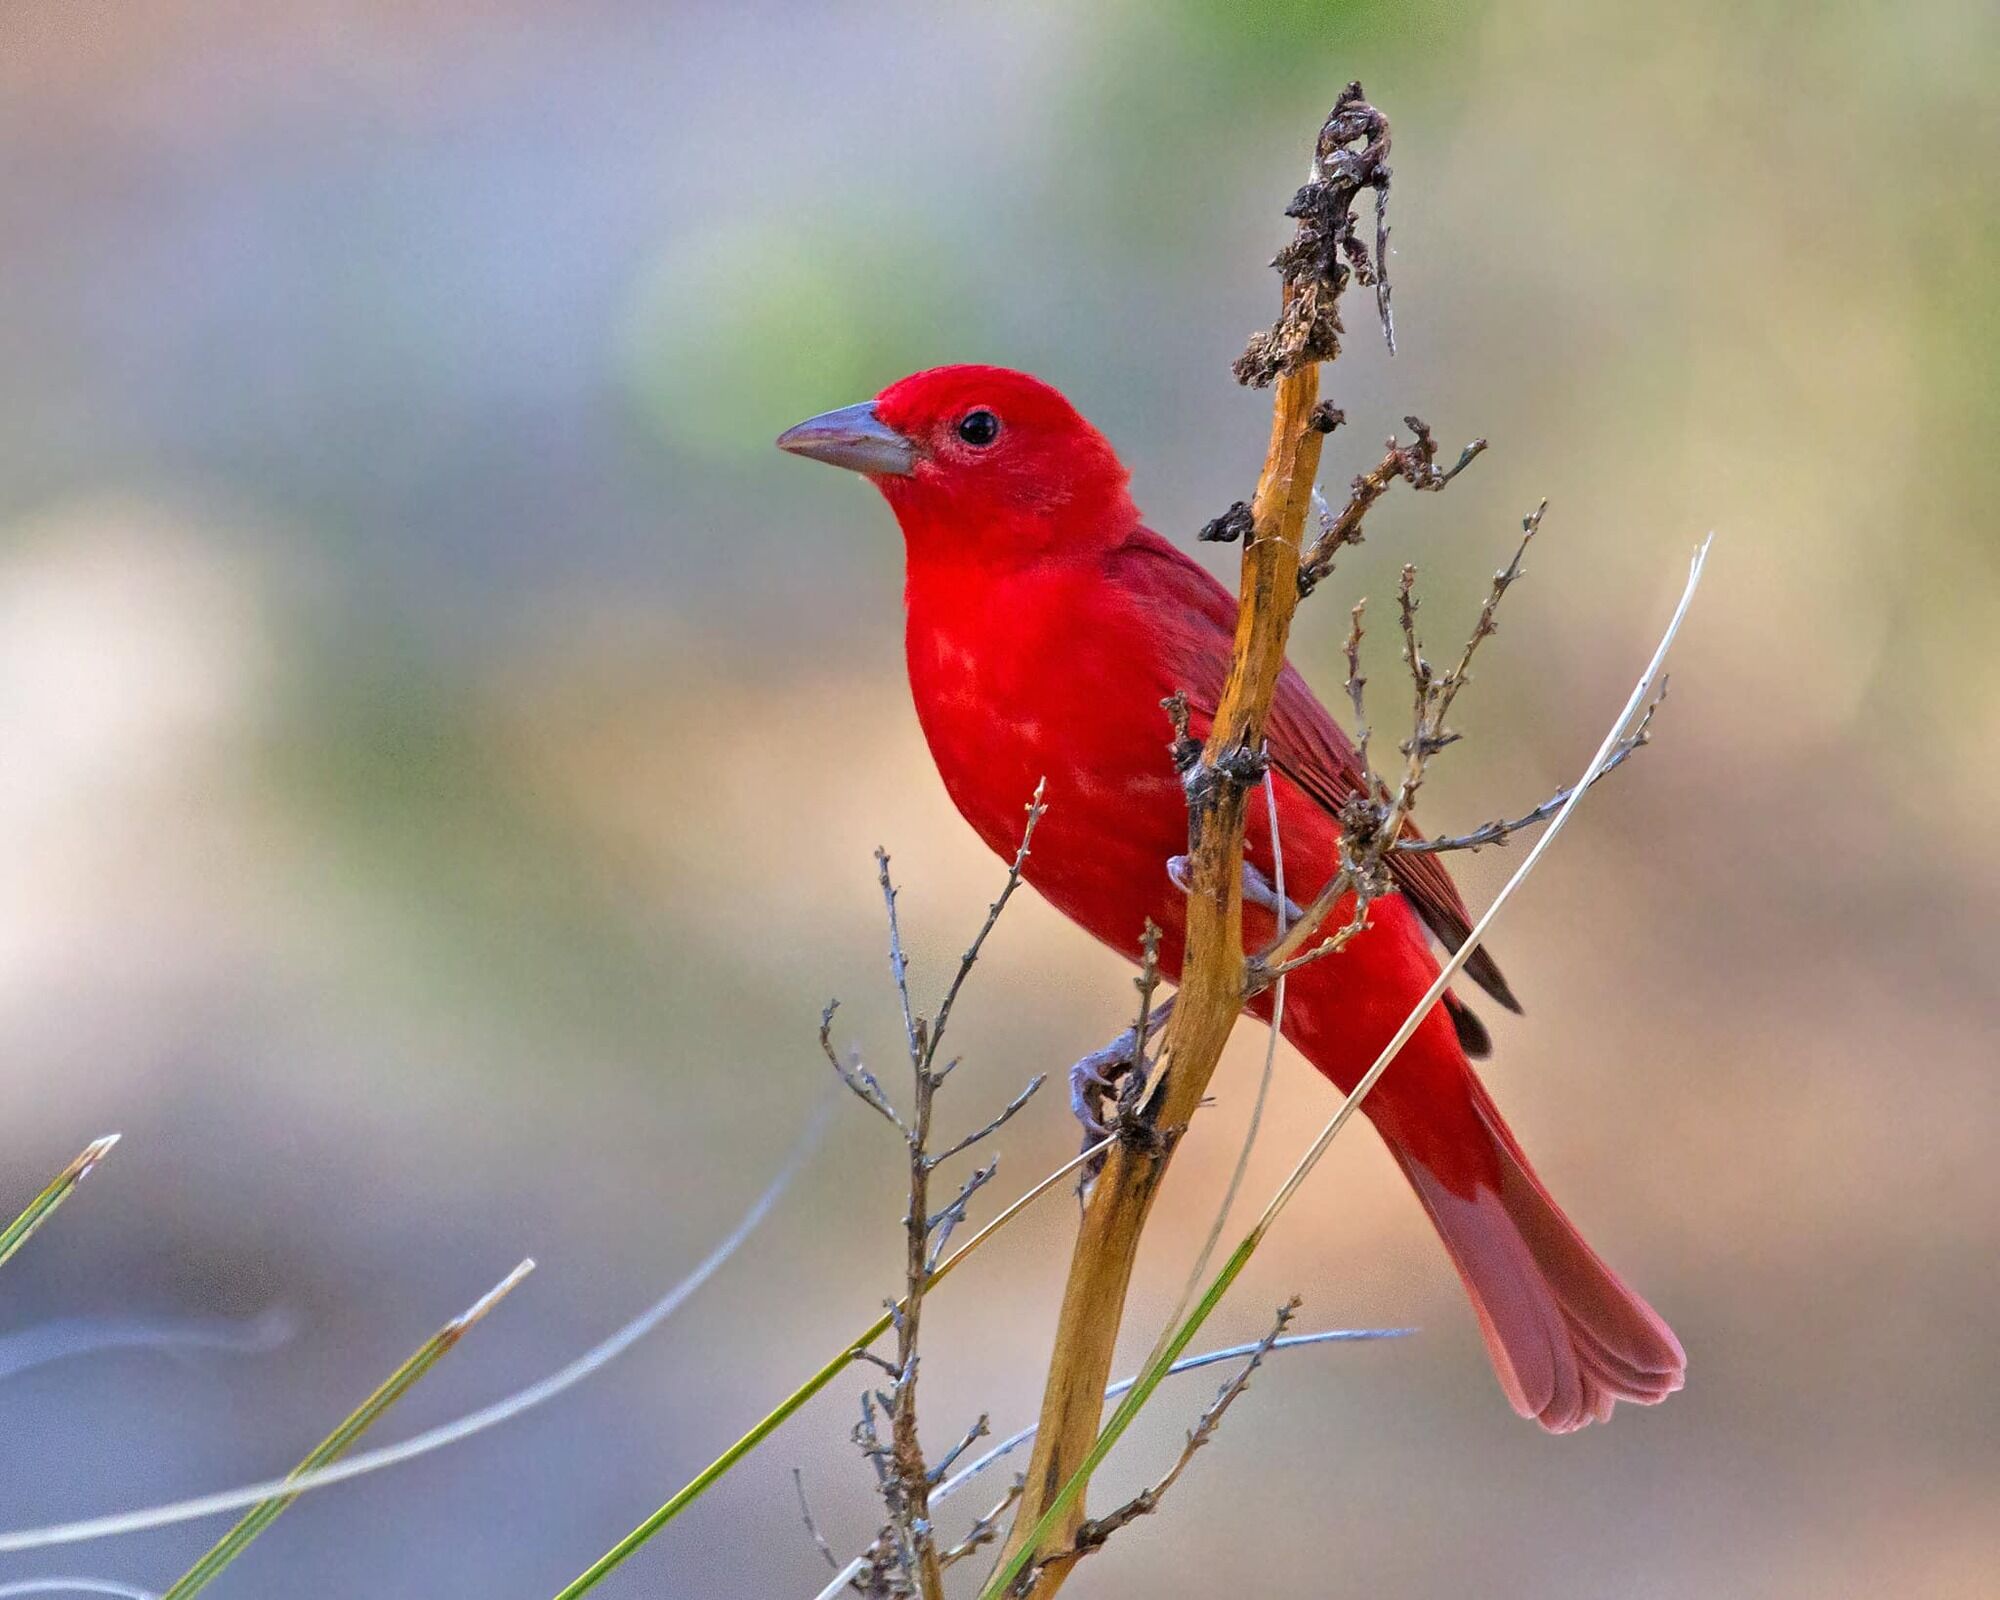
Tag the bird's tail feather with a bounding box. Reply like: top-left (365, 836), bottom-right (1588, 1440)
top-left (1387, 1077), bottom-right (1685, 1433)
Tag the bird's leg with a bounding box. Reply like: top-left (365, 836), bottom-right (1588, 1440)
top-left (1242, 858), bottom-right (1304, 924)
top-left (1167, 853), bottom-right (1303, 924)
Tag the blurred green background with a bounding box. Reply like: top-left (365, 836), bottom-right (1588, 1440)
top-left (1, 2), bottom-right (1994, 1596)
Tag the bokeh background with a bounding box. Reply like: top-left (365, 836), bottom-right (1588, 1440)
top-left (2, 3), bottom-right (1995, 1597)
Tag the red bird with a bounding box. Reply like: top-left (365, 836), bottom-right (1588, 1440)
top-left (778, 366), bottom-right (1684, 1431)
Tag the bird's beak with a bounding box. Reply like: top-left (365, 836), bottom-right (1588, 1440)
top-left (775, 402), bottom-right (917, 478)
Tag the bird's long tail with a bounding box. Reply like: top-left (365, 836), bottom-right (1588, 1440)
top-left (1383, 1072), bottom-right (1686, 1432)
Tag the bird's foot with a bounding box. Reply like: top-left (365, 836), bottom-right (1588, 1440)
top-left (1069, 1028), bottom-right (1139, 1147)
top-left (1069, 1014), bottom-right (1173, 1178)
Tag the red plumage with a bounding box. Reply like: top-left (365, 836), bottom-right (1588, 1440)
top-left (785, 365), bottom-right (1684, 1431)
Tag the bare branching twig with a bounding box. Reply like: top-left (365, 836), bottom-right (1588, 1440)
top-left (822, 1003), bottom-right (906, 1136)
top-left (929, 782), bottom-right (1048, 1071)
top-left (932, 1079), bottom-right (1044, 1173)
top-left (820, 794), bottom-right (1052, 1599)
top-left (1397, 682), bottom-right (1667, 855)
top-left (938, 1477), bottom-right (1023, 1574)
top-left (1296, 419), bottom-right (1487, 597)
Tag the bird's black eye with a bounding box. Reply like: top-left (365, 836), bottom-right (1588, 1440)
top-left (956, 409), bottom-right (1001, 447)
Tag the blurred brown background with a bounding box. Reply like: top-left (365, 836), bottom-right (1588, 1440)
top-left (1, 2), bottom-right (1994, 1596)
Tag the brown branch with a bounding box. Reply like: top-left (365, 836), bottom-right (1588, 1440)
top-left (1234, 82), bottom-right (1395, 384)
top-left (995, 89), bottom-right (1374, 1593)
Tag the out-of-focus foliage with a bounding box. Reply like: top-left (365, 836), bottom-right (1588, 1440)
top-left (0, 4), bottom-right (1993, 1598)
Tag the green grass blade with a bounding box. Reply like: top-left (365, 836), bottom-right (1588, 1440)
top-left (0, 1137), bottom-right (120, 1276)
top-left (548, 1314), bottom-right (889, 1600)
top-left (549, 1135), bottom-right (1110, 1599)
top-left (156, 1260), bottom-right (534, 1600)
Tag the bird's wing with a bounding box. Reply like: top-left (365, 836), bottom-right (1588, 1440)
top-left (1114, 526), bottom-right (1521, 1015)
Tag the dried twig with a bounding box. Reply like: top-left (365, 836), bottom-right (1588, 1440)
top-left (807, 1323), bottom-right (1411, 1598)
top-left (872, 851), bottom-right (950, 1600)
top-left (1296, 418), bottom-right (1486, 597)
top-left (929, 1416), bottom-right (992, 1488)
top-left (818, 796), bottom-right (1052, 1599)
top-left (932, 1079), bottom-right (1044, 1172)
top-left (822, 1003), bottom-right (906, 1136)
top-left (1254, 501), bottom-right (1569, 987)
top-left (929, 782), bottom-right (1048, 1070)
top-left (1397, 682), bottom-right (1667, 856)
top-left (926, 1159), bottom-right (998, 1273)
top-left (1235, 82), bottom-right (1396, 384)
top-left (939, 1477), bottom-right (1022, 1573)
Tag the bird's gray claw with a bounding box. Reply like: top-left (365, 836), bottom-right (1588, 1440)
top-left (1241, 859), bottom-right (1305, 924)
top-left (1169, 852), bottom-right (1303, 923)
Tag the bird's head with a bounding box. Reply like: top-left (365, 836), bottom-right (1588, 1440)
top-left (776, 365), bottom-right (1139, 564)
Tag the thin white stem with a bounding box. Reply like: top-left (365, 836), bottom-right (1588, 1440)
top-left (810, 1559), bottom-right (867, 1600)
